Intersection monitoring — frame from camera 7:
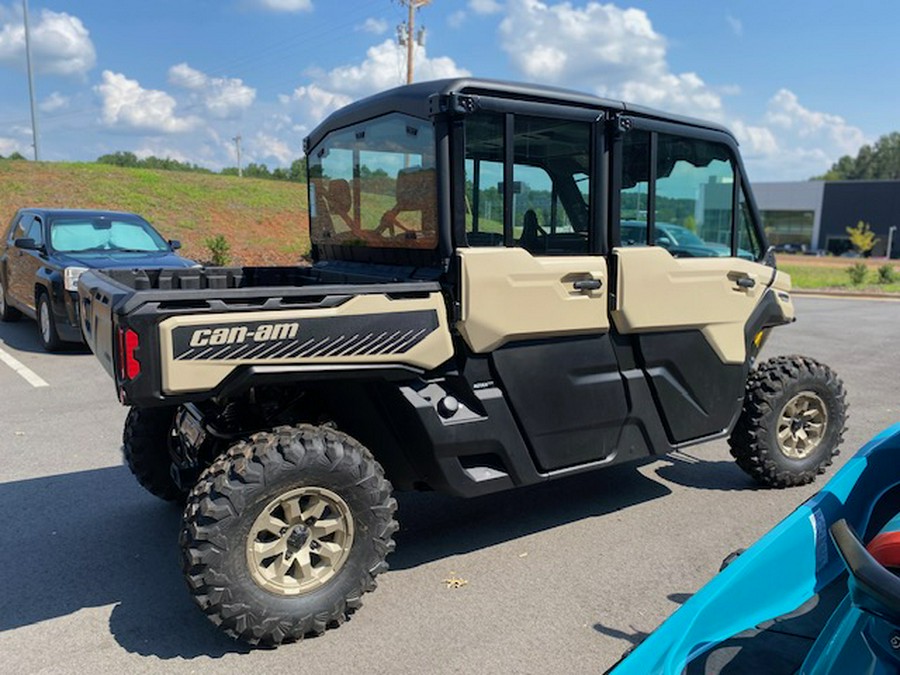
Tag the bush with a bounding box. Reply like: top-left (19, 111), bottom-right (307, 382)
top-left (204, 234), bottom-right (231, 266)
top-left (877, 264), bottom-right (897, 284)
top-left (846, 262), bottom-right (868, 285)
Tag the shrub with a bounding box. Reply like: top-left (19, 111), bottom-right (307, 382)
top-left (846, 262), bottom-right (868, 285)
top-left (204, 234), bottom-right (231, 266)
top-left (877, 264), bottom-right (897, 284)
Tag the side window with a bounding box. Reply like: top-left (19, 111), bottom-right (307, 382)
top-left (738, 187), bottom-right (764, 260)
top-left (618, 130), bottom-right (739, 258)
top-left (512, 116), bottom-right (590, 255)
top-left (620, 130), bottom-right (651, 245)
top-left (654, 134), bottom-right (734, 258)
top-left (464, 112), bottom-right (592, 255)
top-left (10, 214), bottom-right (31, 243)
top-left (464, 112), bottom-right (504, 247)
top-left (25, 217), bottom-right (43, 247)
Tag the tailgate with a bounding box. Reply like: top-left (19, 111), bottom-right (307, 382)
top-left (78, 269), bottom-right (129, 380)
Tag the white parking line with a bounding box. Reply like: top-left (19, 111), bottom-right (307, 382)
top-left (0, 347), bottom-right (49, 388)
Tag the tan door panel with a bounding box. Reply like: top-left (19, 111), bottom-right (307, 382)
top-left (457, 248), bottom-right (608, 353)
top-left (611, 247), bottom-right (784, 364)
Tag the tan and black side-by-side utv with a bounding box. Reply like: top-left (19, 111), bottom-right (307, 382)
top-left (79, 79), bottom-right (847, 646)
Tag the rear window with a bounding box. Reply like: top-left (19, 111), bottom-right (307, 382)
top-left (308, 113), bottom-right (437, 250)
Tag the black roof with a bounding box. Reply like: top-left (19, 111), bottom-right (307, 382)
top-left (305, 78), bottom-right (734, 149)
top-left (17, 208), bottom-right (145, 219)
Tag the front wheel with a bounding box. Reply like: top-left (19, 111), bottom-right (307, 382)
top-left (729, 355), bottom-right (848, 488)
top-left (37, 293), bottom-right (62, 351)
top-left (180, 424), bottom-right (397, 645)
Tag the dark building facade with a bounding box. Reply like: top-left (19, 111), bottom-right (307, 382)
top-left (753, 180), bottom-right (899, 258)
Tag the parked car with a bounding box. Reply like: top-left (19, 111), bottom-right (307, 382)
top-left (0, 208), bottom-right (196, 350)
top-left (621, 220), bottom-right (755, 259)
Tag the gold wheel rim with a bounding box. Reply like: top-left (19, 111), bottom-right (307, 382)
top-left (777, 391), bottom-right (828, 460)
top-left (246, 486), bottom-right (354, 595)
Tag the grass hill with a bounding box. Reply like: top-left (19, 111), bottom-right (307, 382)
top-left (0, 159), bottom-right (309, 265)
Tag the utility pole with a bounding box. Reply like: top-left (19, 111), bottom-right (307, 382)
top-left (22, 0), bottom-right (40, 161)
top-left (397, 0), bottom-right (430, 84)
top-left (233, 134), bottom-right (242, 177)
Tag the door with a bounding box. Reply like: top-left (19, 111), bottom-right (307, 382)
top-left (457, 110), bottom-right (628, 471)
top-left (6, 213), bottom-right (34, 310)
top-left (611, 125), bottom-right (775, 443)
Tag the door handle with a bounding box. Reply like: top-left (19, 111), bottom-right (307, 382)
top-left (573, 278), bottom-right (602, 291)
top-left (735, 277), bottom-right (756, 289)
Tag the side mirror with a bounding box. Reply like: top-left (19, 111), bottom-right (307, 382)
top-left (657, 236), bottom-right (672, 247)
top-left (14, 237), bottom-right (39, 251)
top-left (169, 240), bottom-right (182, 250)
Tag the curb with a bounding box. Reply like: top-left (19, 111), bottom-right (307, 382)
top-left (791, 289), bottom-right (900, 301)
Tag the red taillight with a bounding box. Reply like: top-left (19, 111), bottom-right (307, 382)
top-left (117, 327), bottom-right (141, 380)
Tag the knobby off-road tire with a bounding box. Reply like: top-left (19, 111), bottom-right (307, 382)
top-left (0, 277), bottom-right (21, 322)
top-left (180, 424), bottom-right (397, 646)
top-left (123, 406), bottom-right (185, 502)
top-left (729, 355), bottom-right (847, 488)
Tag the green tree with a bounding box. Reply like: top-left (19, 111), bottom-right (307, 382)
top-left (289, 157), bottom-right (307, 182)
top-left (816, 132), bottom-right (900, 180)
top-left (846, 221), bottom-right (879, 257)
top-left (8, 151), bottom-right (27, 161)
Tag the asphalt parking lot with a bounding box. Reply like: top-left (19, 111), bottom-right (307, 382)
top-left (1, 296), bottom-right (898, 674)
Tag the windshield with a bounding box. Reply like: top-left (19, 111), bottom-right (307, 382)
top-left (308, 113), bottom-right (437, 250)
top-left (49, 216), bottom-right (169, 253)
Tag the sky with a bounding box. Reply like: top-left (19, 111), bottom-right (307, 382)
top-left (0, 0), bottom-right (896, 181)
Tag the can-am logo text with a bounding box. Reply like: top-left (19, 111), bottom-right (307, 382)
top-left (188, 322), bottom-right (299, 347)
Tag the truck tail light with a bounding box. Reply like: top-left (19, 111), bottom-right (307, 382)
top-left (117, 327), bottom-right (141, 380)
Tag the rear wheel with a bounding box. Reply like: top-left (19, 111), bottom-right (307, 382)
top-left (123, 406), bottom-right (185, 502)
top-left (180, 424), bottom-right (397, 646)
top-left (37, 293), bottom-right (62, 351)
top-left (729, 355), bottom-right (847, 488)
top-left (0, 277), bottom-right (21, 322)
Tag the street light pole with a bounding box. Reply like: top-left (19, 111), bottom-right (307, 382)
top-left (22, 0), bottom-right (40, 161)
top-left (888, 225), bottom-right (897, 261)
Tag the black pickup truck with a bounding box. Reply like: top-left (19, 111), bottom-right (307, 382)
top-left (79, 78), bottom-right (846, 646)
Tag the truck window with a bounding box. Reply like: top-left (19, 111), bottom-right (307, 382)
top-left (619, 130), bottom-right (743, 259)
top-left (308, 113), bottom-right (437, 250)
top-left (464, 112), bottom-right (591, 255)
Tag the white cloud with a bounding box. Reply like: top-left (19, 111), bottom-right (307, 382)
top-left (0, 136), bottom-right (26, 156)
top-left (731, 88), bottom-right (868, 180)
top-left (39, 91), bottom-right (69, 113)
top-left (284, 39), bottom-right (468, 132)
top-left (726, 15), bottom-right (743, 37)
top-left (0, 8), bottom-right (96, 76)
top-left (254, 0), bottom-right (312, 12)
top-left (470, 0), bottom-right (503, 14)
top-left (253, 132), bottom-right (294, 165)
top-left (498, 0), bottom-right (723, 118)
top-left (310, 39), bottom-right (468, 98)
top-left (168, 62), bottom-right (256, 118)
top-left (448, 10), bottom-right (467, 28)
top-left (134, 145), bottom-right (192, 164)
top-left (95, 70), bottom-right (202, 134)
top-left (358, 17), bottom-right (388, 35)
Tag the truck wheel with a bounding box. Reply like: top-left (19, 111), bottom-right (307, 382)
top-left (180, 424), bottom-right (397, 646)
top-left (37, 293), bottom-right (62, 351)
top-left (729, 355), bottom-right (847, 488)
top-left (0, 277), bottom-right (21, 322)
top-left (123, 406), bottom-right (186, 502)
